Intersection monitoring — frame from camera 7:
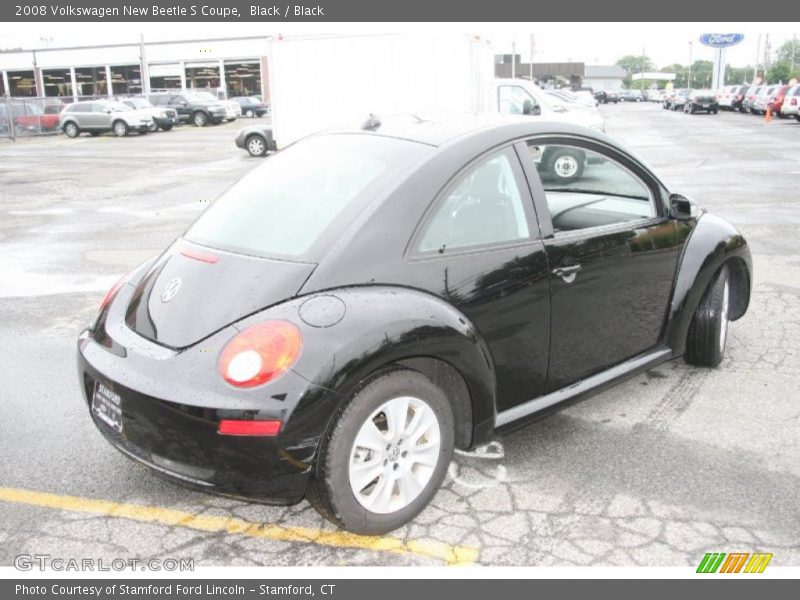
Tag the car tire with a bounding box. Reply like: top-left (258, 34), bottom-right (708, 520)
top-left (684, 265), bottom-right (731, 368)
top-left (193, 111), bottom-right (208, 127)
top-left (112, 120), bottom-right (128, 137)
top-left (544, 148), bottom-right (585, 184)
top-left (64, 122), bottom-right (80, 138)
top-left (306, 368), bottom-right (455, 535)
top-left (148, 120), bottom-right (158, 132)
top-left (245, 109), bottom-right (254, 118)
top-left (245, 135), bottom-right (268, 157)
top-left (162, 124), bottom-right (173, 131)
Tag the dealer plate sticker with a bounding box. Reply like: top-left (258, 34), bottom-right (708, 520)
top-left (92, 382), bottom-right (123, 433)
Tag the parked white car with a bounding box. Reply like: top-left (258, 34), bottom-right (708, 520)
top-left (780, 83), bottom-right (800, 117)
top-left (222, 100), bottom-right (241, 122)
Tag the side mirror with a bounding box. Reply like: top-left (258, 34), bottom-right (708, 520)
top-left (522, 99), bottom-right (541, 116)
top-left (104, 108), bottom-right (112, 114)
top-left (669, 193), bottom-right (700, 220)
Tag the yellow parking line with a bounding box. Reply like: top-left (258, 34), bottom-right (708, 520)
top-left (0, 486), bottom-right (477, 565)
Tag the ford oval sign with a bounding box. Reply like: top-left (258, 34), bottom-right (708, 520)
top-left (699, 33), bottom-right (745, 48)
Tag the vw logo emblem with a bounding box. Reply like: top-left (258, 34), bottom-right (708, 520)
top-left (161, 277), bottom-right (182, 303)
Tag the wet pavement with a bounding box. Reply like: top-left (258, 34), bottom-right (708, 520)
top-left (0, 105), bottom-right (798, 567)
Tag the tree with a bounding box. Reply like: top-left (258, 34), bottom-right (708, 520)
top-left (616, 55), bottom-right (655, 88)
top-left (767, 39), bottom-right (800, 83)
top-left (661, 63), bottom-right (686, 88)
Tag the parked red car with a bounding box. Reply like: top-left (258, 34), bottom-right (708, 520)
top-left (768, 85), bottom-right (790, 117)
top-left (0, 102), bottom-right (60, 132)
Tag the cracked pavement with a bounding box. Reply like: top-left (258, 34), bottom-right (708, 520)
top-left (0, 104), bottom-right (798, 567)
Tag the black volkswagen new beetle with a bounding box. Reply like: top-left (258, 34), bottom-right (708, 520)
top-left (78, 116), bottom-right (751, 534)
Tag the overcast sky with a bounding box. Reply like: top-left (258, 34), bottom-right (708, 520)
top-left (0, 22), bottom-right (796, 68)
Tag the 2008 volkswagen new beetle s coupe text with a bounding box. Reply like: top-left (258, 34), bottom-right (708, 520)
top-left (78, 116), bottom-right (751, 534)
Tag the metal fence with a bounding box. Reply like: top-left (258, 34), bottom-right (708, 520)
top-left (0, 96), bottom-right (77, 140)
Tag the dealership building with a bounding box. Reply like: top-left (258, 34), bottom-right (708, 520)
top-left (0, 35), bottom-right (270, 100)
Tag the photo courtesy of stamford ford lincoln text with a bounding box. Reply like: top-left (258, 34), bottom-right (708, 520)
top-left (0, 1), bottom-right (798, 595)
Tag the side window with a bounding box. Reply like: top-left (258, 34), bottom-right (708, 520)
top-left (498, 85), bottom-right (539, 115)
top-left (169, 95), bottom-right (185, 106)
top-left (92, 103), bottom-right (107, 113)
top-left (523, 142), bottom-right (655, 233)
top-left (416, 150), bottom-right (532, 254)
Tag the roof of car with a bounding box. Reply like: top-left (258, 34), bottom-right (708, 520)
top-left (320, 113), bottom-right (604, 148)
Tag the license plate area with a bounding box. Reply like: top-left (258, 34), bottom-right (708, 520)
top-left (702, 104), bottom-right (710, 108)
top-left (92, 381), bottom-right (123, 433)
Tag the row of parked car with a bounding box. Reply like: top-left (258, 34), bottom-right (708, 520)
top-left (659, 83), bottom-right (800, 119)
top-left (57, 92), bottom-right (271, 138)
top-left (2, 92), bottom-right (269, 138)
top-left (715, 83), bottom-right (800, 118)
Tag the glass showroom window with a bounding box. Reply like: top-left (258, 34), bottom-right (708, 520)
top-left (224, 60), bottom-right (262, 97)
top-left (185, 63), bottom-right (220, 90)
top-left (42, 69), bottom-right (72, 97)
top-left (7, 70), bottom-right (37, 96)
top-left (110, 65), bottom-right (142, 95)
top-left (74, 67), bottom-right (107, 97)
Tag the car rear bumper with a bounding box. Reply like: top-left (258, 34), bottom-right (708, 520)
top-left (77, 330), bottom-right (312, 504)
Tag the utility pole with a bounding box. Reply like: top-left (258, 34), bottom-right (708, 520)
top-left (529, 34), bottom-right (534, 82)
top-left (640, 46), bottom-right (646, 92)
top-left (511, 36), bottom-right (516, 79)
top-left (139, 33), bottom-right (149, 95)
top-left (754, 33), bottom-right (761, 83)
top-left (688, 41), bottom-right (693, 88)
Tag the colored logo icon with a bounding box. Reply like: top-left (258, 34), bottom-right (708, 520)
top-left (697, 552), bottom-right (773, 573)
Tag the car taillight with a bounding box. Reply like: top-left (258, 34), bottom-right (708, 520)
top-left (219, 320), bottom-right (302, 388)
top-left (218, 419), bottom-right (282, 436)
top-left (792, 98), bottom-right (798, 106)
top-left (99, 271), bottom-right (132, 311)
top-left (692, 96), bottom-right (699, 102)
top-left (735, 95), bottom-right (743, 100)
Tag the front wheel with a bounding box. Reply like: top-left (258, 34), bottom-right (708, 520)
top-left (112, 120), bottom-right (128, 137)
top-left (245, 109), bottom-right (254, 118)
top-left (685, 265), bottom-right (731, 368)
top-left (148, 119), bottom-right (158, 132)
top-left (307, 369), bottom-right (455, 535)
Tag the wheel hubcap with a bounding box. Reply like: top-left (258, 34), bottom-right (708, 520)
top-left (719, 279), bottom-right (730, 353)
top-left (348, 396), bottom-right (441, 514)
top-left (249, 139), bottom-right (264, 154)
top-left (554, 155), bottom-right (579, 178)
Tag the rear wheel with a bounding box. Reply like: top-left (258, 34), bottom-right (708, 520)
top-left (307, 369), bottom-right (454, 535)
top-left (193, 111), bottom-right (208, 127)
top-left (64, 122), bottom-right (80, 138)
top-left (544, 148), bottom-right (585, 183)
top-left (685, 265), bottom-right (731, 368)
top-left (245, 109), bottom-right (254, 118)
top-left (246, 135), bottom-right (267, 157)
top-left (112, 120), bottom-right (128, 137)
top-left (161, 124), bottom-right (173, 131)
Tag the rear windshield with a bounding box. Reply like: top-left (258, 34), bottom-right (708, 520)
top-left (185, 134), bottom-right (428, 259)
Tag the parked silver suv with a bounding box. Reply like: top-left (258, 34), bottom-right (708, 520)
top-left (59, 100), bottom-right (152, 138)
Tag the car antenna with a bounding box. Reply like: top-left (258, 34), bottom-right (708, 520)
top-left (361, 114), bottom-right (381, 131)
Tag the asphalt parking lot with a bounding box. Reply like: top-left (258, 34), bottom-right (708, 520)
top-left (0, 105), bottom-right (798, 567)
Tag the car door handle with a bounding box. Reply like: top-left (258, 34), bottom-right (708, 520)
top-left (552, 264), bottom-right (582, 283)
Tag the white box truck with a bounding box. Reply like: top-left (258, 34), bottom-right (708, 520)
top-left (235, 33), bottom-right (605, 153)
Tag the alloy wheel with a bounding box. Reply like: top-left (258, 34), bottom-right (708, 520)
top-left (348, 396), bottom-right (441, 514)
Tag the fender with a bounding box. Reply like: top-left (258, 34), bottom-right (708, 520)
top-left (663, 212), bottom-right (752, 355)
top-left (246, 286), bottom-right (498, 449)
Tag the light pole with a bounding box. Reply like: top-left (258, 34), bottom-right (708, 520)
top-left (687, 41), bottom-right (693, 88)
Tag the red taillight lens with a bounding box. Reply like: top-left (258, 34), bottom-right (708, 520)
top-left (219, 320), bottom-right (302, 388)
top-left (792, 98), bottom-right (797, 106)
top-left (218, 419), bottom-right (282, 436)
top-left (99, 272), bottom-right (131, 311)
